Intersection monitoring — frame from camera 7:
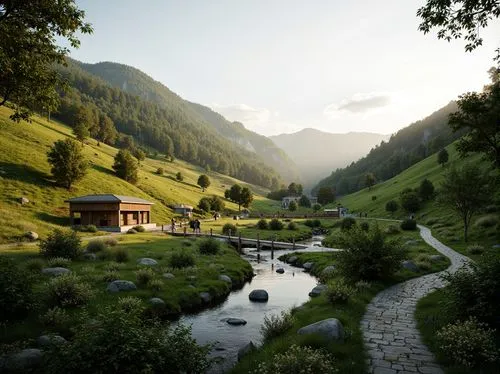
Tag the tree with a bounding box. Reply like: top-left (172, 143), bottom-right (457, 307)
top-left (197, 197), bottom-right (211, 212)
top-left (400, 190), bottom-right (421, 213)
top-left (197, 174), bottom-right (210, 192)
top-left (288, 200), bottom-right (297, 212)
top-left (209, 196), bottom-right (225, 212)
top-left (133, 148), bottom-right (146, 166)
top-left (365, 173), bottom-right (376, 190)
top-left (317, 186), bottom-right (335, 205)
top-left (448, 81), bottom-right (500, 168)
top-left (438, 148), bottom-right (449, 167)
top-left (113, 149), bottom-right (138, 184)
top-left (385, 200), bottom-right (399, 216)
top-left (73, 106), bottom-right (91, 143)
top-left (240, 187), bottom-right (254, 209)
top-left (419, 179), bottom-right (435, 201)
top-left (0, 0), bottom-right (93, 121)
top-left (175, 172), bottom-right (183, 182)
top-left (227, 184), bottom-right (253, 211)
top-left (287, 182), bottom-right (299, 196)
top-left (440, 164), bottom-right (492, 242)
top-left (313, 203), bottom-right (321, 212)
top-left (298, 195), bottom-right (311, 208)
top-left (97, 114), bottom-right (117, 145)
top-left (47, 138), bottom-right (88, 190)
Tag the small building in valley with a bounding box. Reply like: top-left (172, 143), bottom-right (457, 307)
top-left (173, 204), bottom-right (193, 218)
top-left (66, 194), bottom-right (156, 232)
top-left (281, 196), bottom-right (301, 208)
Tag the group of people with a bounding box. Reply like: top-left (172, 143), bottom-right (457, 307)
top-left (169, 217), bottom-right (202, 234)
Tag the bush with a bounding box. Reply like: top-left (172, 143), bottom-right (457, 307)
top-left (360, 222), bottom-right (370, 231)
top-left (467, 244), bottom-right (485, 255)
top-left (250, 344), bottom-right (337, 374)
top-left (127, 228), bottom-right (137, 234)
top-left (133, 225), bottom-right (146, 232)
top-left (437, 317), bottom-right (498, 368)
top-left (384, 225), bottom-right (400, 235)
top-left (326, 278), bottom-right (355, 303)
top-left (156, 167), bottom-right (164, 175)
top-left (40, 306), bottom-right (70, 329)
top-left (340, 217), bottom-right (356, 230)
top-left (312, 203), bottom-right (322, 212)
top-left (416, 261), bottom-right (432, 271)
top-left (47, 257), bottom-right (72, 267)
top-left (101, 270), bottom-right (119, 282)
top-left (288, 200), bottom-right (297, 211)
top-left (113, 247), bottom-right (130, 263)
top-left (288, 221), bottom-right (298, 230)
top-left (105, 262), bottom-right (123, 271)
top-left (400, 219), bottom-right (417, 231)
top-left (400, 190), bottom-right (421, 213)
top-left (0, 257), bottom-right (34, 321)
top-left (103, 237), bottom-right (118, 247)
top-left (40, 229), bottom-right (82, 259)
top-left (169, 252), bottom-right (195, 269)
top-left (135, 267), bottom-right (155, 285)
top-left (256, 219), bottom-right (268, 230)
top-left (198, 238), bottom-right (220, 255)
top-left (86, 239), bottom-right (107, 253)
top-left (25, 258), bottom-right (45, 272)
top-left (85, 224), bottom-right (98, 233)
top-left (47, 273), bottom-right (92, 307)
top-left (304, 219), bottom-right (322, 228)
top-left (474, 215), bottom-right (499, 228)
top-left (371, 195), bottom-right (377, 201)
top-left (118, 296), bottom-right (144, 313)
top-left (335, 226), bottom-right (405, 281)
top-left (260, 310), bottom-right (295, 342)
top-left (269, 218), bottom-right (284, 230)
top-left (149, 279), bottom-right (164, 292)
top-left (198, 197), bottom-right (211, 212)
top-left (97, 248), bottom-right (113, 260)
top-left (222, 223), bottom-right (237, 235)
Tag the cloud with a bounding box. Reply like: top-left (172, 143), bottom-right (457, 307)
top-left (324, 92), bottom-right (392, 118)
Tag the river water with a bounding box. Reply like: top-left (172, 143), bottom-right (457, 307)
top-left (177, 236), bottom-right (337, 373)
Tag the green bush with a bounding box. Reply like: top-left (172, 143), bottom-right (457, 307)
top-left (256, 219), bottom-right (268, 230)
top-left (340, 217), bottom-right (356, 230)
top-left (250, 344), bottom-right (337, 374)
top-left (86, 239), bottom-right (107, 253)
top-left (288, 221), bottom-right (298, 230)
top-left (326, 278), bottom-right (355, 303)
top-left (101, 270), bottom-right (119, 282)
top-left (335, 226), bottom-right (405, 281)
top-left (40, 306), bottom-right (70, 329)
top-left (169, 252), bottom-right (195, 269)
top-left (103, 237), bottom-right (118, 247)
top-left (467, 244), bottom-right (485, 255)
top-left (97, 248), bottom-right (113, 260)
top-left (474, 215), bottom-right (499, 228)
top-left (24, 258), bottom-right (45, 272)
top-left (135, 267), bottom-right (155, 285)
top-left (416, 261), bottom-right (432, 271)
top-left (104, 262), bottom-right (122, 271)
top-left (85, 224), bottom-right (98, 233)
top-left (133, 225), bottom-right (146, 232)
top-left (304, 219), bottom-right (321, 228)
top-left (113, 247), bottom-right (130, 263)
top-left (39, 229), bottom-right (82, 259)
top-left (400, 219), bottom-right (417, 230)
top-left (47, 273), bottom-right (92, 307)
top-left (0, 257), bottom-right (34, 321)
top-left (222, 223), bottom-right (237, 235)
top-left (360, 222), bottom-right (370, 231)
top-left (117, 296), bottom-right (144, 313)
top-left (437, 317), bottom-right (498, 368)
top-left (371, 195), bottom-right (377, 201)
top-left (148, 279), bottom-right (164, 292)
top-left (198, 238), bottom-right (220, 255)
top-left (47, 257), bottom-right (72, 267)
top-left (260, 310), bottom-right (295, 342)
top-left (384, 225), bottom-right (400, 234)
top-left (269, 218), bottom-right (284, 230)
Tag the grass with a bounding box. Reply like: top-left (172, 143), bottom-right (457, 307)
top-left (0, 233), bottom-right (253, 344)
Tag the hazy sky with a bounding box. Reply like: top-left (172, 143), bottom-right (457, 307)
top-left (70, 0), bottom-right (500, 136)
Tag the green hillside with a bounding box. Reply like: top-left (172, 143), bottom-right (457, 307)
top-left (0, 107), bottom-right (273, 243)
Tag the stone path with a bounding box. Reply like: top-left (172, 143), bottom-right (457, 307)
top-left (361, 225), bottom-right (470, 374)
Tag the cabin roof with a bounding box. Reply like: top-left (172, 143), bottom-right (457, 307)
top-left (65, 194), bottom-right (154, 205)
top-left (173, 204), bottom-right (193, 210)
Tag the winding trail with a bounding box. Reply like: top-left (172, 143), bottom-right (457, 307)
top-left (361, 225), bottom-right (470, 374)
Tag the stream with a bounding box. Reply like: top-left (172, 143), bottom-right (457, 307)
top-left (177, 235), bottom-right (337, 373)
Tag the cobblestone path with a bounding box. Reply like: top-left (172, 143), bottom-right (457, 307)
top-left (361, 225), bottom-right (470, 374)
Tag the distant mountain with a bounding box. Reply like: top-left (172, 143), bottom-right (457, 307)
top-left (270, 129), bottom-right (389, 188)
top-left (75, 60), bottom-right (300, 182)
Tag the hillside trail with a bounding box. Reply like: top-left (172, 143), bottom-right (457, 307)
top-left (361, 225), bottom-right (470, 374)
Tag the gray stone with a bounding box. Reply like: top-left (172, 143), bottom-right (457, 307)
top-left (107, 280), bottom-right (137, 293)
top-left (225, 318), bottom-right (247, 326)
top-left (429, 255), bottom-right (444, 262)
top-left (19, 197), bottom-right (29, 205)
top-left (297, 318), bottom-right (344, 342)
top-left (492, 244), bottom-right (500, 249)
top-left (309, 284), bottom-right (327, 297)
top-left (237, 341), bottom-right (256, 361)
top-left (24, 231), bottom-right (38, 241)
top-left (321, 265), bottom-right (336, 277)
top-left (41, 267), bottom-right (70, 276)
top-left (287, 256), bottom-right (298, 264)
top-left (249, 289), bottom-right (268, 302)
top-left (303, 262), bottom-right (314, 271)
top-left (199, 292), bottom-right (212, 303)
top-left (401, 260), bottom-right (419, 272)
top-left (137, 258), bottom-right (158, 266)
top-left (83, 252), bottom-right (97, 261)
top-left (37, 335), bottom-right (67, 348)
top-left (5, 349), bottom-right (42, 371)
top-left (219, 274), bottom-right (232, 283)
top-left (163, 273), bottom-right (175, 279)
top-left (404, 240), bottom-right (419, 246)
top-left (149, 297), bottom-right (165, 305)
top-left (276, 268), bottom-right (285, 274)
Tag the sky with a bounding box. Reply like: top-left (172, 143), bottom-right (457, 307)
top-left (69, 0), bottom-right (500, 136)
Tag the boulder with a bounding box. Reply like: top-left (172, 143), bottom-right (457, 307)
top-left (19, 197), bottom-right (29, 205)
top-left (107, 280), bottom-right (137, 293)
top-left (309, 284), bottom-right (328, 297)
top-left (163, 273), bottom-right (175, 279)
top-left (199, 292), bottom-right (212, 304)
top-left (137, 258), bottom-right (158, 266)
top-left (321, 265), bottom-right (336, 277)
top-left (297, 318), bottom-right (344, 342)
top-left (149, 297), bottom-right (165, 306)
top-left (303, 262), bottom-right (314, 272)
top-left (276, 268), bottom-right (285, 274)
top-left (287, 256), bottom-right (298, 264)
top-left (237, 341), bottom-right (256, 361)
top-left (41, 267), bottom-right (70, 277)
top-left (4, 349), bottom-right (42, 371)
top-left (37, 335), bottom-right (67, 348)
top-left (225, 318), bottom-right (247, 326)
top-left (24, 231), bottom-right (38, 241)
top-left (429, 255), bottom-right (444, 262)
top-left (219, 274), bottom-right (232, 283)
top-left (249, 289), bottom-right (268, 302)
top-left (401, 260), bottom-right (419, 272)
top-left (83, 252), bottom-right (97, 261)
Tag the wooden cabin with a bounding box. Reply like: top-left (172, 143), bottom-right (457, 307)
top-left (173, 204), bottom-right (193, 218)
top-left (65, 194), bottom-right (156, 232)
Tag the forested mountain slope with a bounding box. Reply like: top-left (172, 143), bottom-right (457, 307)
top-left (73, 60), bottom-right (300, 182)
top-left (313, 102), bottom-right (463, 195)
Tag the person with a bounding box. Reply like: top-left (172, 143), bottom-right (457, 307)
top-left (171, 218), bottom-right (176, 232)
top-left (189, 220), bottom-right (195, 233)
top-left (195, 219), bottom-right (201, 234)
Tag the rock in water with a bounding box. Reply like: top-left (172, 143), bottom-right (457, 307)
top-left (199, 292), bottom-right (212, 304)
top-left (276, 268), bottom-right (285, 274)
top-left (309, 284), bottom-right (327, 297)
top-left (303, 262), bottom-right (314, 271)
top-left (225, 318), bottom-right (247, 326)
top-left (249, 289), bottom-right (268, 302)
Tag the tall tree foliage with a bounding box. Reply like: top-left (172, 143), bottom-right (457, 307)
top-left (225, 184), bottom-right (253, 211)
top-left (317, 186), bottom-right (335, 205)
top-left (113, 149), bottom-right (138, 184)
top-left (47, 138), bottom-right (88, 189)
top-left (0, 0), bottom-right (92, 121)
top-left (438, 148), bottom-right (449, 167)
top-left (197, 175), bottom-right (210, 192)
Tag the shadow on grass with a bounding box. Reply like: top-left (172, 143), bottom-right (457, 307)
top-left (92, 164), bottom-right (115, 176)
top-left (166, 175), bottom-right (199, 189)
top-left (35, 212), bottom-right (69, 226)
top-left (0, 162), bottom-right (53, 187)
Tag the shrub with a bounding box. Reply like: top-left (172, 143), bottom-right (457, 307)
top-left (39, 229), bottom-right (81, 259)
top-left (256, 219), bottom-right (268, 230)
top-left (113, 247), bottom-right (130, 263)
top-left (250, 344), bottom-right (337, 374)
top-left (127, 228), bottom-right (137, 234)
top-left (47, 273), bottom-right (92, 307)
top-left (0, 257), bottom-right (34, 321)
top-left (384, 225), bottom-right (400, 234)
top-left (340, 217), bottom-right (356, 230)
top-left (149, 279), bottom-right (164, 292)
top-left (133, 225), bottom-right (146, 232)
top-left (260, 310), bottom-right (295, 342)
top-left (47, 257), bottom-right (72, 267)
top-left (312, 203), bottom-right (322, 212)
top-left (86, 239), bottom-right (107, 253)
top-left (371, 195), bottom-right (377, 201)
top-left (326, 278), bottom-right (355, 303)
top-left (355, 280), bottom-right (372, 290)
top-left (118, 296), bottom-right (144, 313)
top-left (416, 261), bottom-right (432, 271)
top-left (467, 244), bottom-right (485, 255)
top-left (269, 218), bottom-right (284, 230)
top-left (400, 219), bottom-right (417, 231)
top-left (222, 223), bottom-right (237, 235)
top-left (288, 200), bottom-right (297, 211)
top-left (360, 222), bottom-right (370, 231)
top-left (25, 258), bottom-right (45, 272)
top-left (304, 219), bottom-right (321, 228)
top-left (198, 238), bottom-right (220, 255)
top-left (103, 237), bottom-right (118, 247)
top-left (474, 215), bottom-right (499, 228)
top-left (135, 267), bottom-right (155, 285)
top-left (169, 252), bottom-right (195, 269)
top-left (104, 262), bottom-right (122, 271)
top-left (437, 317), bottom-right (498, 368)
top-left (40, 306), bottom-right (70, 329)
top-left (97, 248), bottom-right (113, 260)
top-left (288, 221), bottom-right (298, 230)
top-left (335, 226), bottom-right (405, 281)
top-left (101, 270), bottom-right (119, 282)
top-left (400, 190), bottom-right (421, 213)
top-left (85, 224), bottom-right (98, 233)
top-left (156, 167), bottom-right (164, 175)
